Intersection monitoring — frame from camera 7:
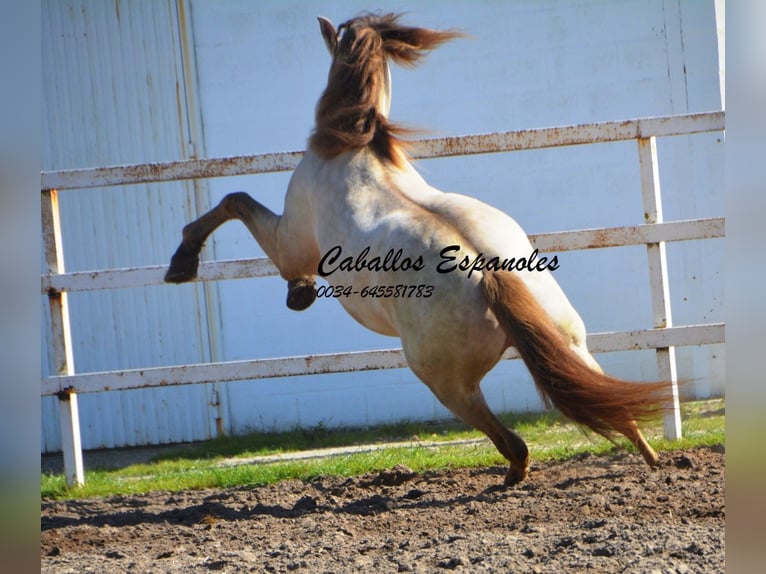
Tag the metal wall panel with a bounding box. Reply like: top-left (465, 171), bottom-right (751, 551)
top-left (41, 0), bottom-right (222, 452)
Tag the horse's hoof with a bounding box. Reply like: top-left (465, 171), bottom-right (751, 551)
top-left (643, 452), bottom-right (660, 469)
top-left (286, 279), bottom-right (317, 311)
top-left (504, 466), bottom-right (528, 487)
top-left (640, 446), bottom-right (660, 468)
top-left (164, 245), bottom-right (200, 283)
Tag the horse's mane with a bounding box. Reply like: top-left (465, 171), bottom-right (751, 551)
top-left (309, 13), bottom-right (462, 167)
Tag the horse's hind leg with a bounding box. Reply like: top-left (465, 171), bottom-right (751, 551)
top-left (432, 386), bottom-right (530, 486)
top-left (616, 420), bottom-right (659, 467)
top-left (570, 342), bottom-right (660, 468)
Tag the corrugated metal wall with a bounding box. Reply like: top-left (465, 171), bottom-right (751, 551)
top-left (41, 0), bottom-right (224, 451)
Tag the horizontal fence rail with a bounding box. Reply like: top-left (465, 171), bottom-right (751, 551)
top-left (42, 111), bottom-right (725, 486)
top-left (41, 111), bottom-right (724, 191)
top-left (41, 217), bottom-right (725, 294)
top-left (42, 323), bottom-right (724, 397)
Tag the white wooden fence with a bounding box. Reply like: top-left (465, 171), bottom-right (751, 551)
top-left (42, 111), bottom-right (725, 486)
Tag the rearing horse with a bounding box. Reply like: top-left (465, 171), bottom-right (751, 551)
top-left (166, 13), bottom-right (668, 485)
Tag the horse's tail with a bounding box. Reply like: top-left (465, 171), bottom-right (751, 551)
top-left (482, 270), bottom-right (670, 442)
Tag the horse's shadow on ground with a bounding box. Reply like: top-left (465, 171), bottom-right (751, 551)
top-left (42, 478), bottom-right (516, 531)
top-left (41, 463), bottom-right (640, 532)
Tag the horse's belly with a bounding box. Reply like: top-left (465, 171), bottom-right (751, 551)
top-left (319, 265), bottom-right (401, 336)
top-left (336, 295), bottom-right (399, 336)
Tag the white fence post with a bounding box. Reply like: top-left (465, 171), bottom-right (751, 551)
top-left (637, 137), bottom-right (683, 440)
top-left (42, 189), bottom-right (84, 486)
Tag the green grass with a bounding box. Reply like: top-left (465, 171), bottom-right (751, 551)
top-left (41, 398), bottom-right (724, 500)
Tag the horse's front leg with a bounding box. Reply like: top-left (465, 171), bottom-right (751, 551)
top-left (285, 277), bottom-right (318, 311)
top-left (165, 191), bottom-right (317, 311)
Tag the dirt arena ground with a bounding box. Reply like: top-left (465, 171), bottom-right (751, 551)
top-left (41, 445), bottom-right (724, 573)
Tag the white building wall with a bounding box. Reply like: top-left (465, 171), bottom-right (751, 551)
top-left (41, 0), bottom-right (222, 451)
top-left (188, 0), bottom-right (723, 434)
top-left (42, 0), bottom-right (724, 450)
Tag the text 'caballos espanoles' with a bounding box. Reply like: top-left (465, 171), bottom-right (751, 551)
top-left (318, 245), bottom-right (559, 278)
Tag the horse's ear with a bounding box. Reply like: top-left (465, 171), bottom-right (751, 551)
top-left (317, 17), bottom-right (337, 54)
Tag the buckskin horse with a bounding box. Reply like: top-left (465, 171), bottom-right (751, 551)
top-left (165, 13), bottom-right (669, 485)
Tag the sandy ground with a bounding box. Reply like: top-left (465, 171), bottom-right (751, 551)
top-left (42, 445), bottom-right (724, 573)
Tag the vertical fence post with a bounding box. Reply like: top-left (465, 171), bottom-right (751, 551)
top-left (637, 137), bottom-right (682, 440)
top-left (42, 189), bottom-right (85, 486)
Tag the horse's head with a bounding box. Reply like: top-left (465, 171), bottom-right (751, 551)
top-left (311, 13), bottom-right (462, 166)
top-left (318, 15), bottom-right (394, 118)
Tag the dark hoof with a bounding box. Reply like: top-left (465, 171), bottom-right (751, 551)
top-left (504, 466), bottom-right (528, 487)
top-left (286, 278), bottom-right (317, 311)
top-left (164, 244), bottom-right (200, 283)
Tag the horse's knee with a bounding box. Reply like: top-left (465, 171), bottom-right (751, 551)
top-left (286, 277), bottom-right (317, 311)
top-left (220, 191), bottom-right (257, 219)
top-left (221, 191), bottom-right (252, 206)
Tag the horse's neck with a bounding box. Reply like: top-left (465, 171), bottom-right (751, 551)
top-left (379, 61), bottom-right (392, 118)
top-left (299, 148), bottom-right (438, 220)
